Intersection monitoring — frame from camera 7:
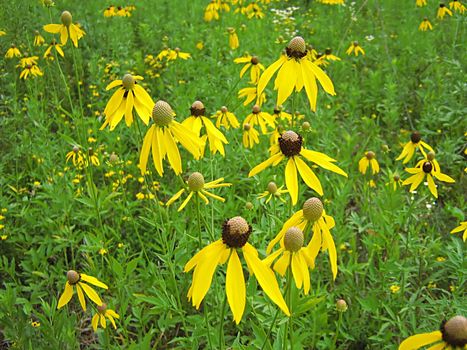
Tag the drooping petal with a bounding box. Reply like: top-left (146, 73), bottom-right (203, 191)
top-left (242, 243), bottom-right (290, 316)
top-left (69, 25), bottom-right (79, 47)
top-left (298, 251), bottom-right (310, 294)
top-left (109, 99), bottom-right (127, 131)
top-left (104, 88), bottom-right (125, 118)
top-left (124, 90), bottom-right (135, 127)
top-left (432, 172), bottom-right (455, 183)
top-left (92, 314), bottom-right (99, 331)
top-left (105, 80), bottom-right (123, 91)
top-left (184, 240), bottom-right (224, 272)
top-left (322, 226), bottom-right (338, 279)
top-left (152, 127), bottom-right (165, 176)
top-left (267, 211), bottom-right (305, 254)
top-left (285, 158), bottom-right (299, 205)
top-left (291, 253), bottom-right (304, 289)
top-left (426, 174), bottom-right (438, 198)
top-left (166, 188), bottom-right (186, 207)
top-left (43, 24), bottom-right (62, 34)
top-left (57, 282), bottom-right (73, 309)
top-left (76, 284), bottom-right (86, 311)
top-left (248, 152), bottom-right (283, 177)
top-left (226, 250), bottom-right (246, 324)
top-left (138, 125), bottom-right (155, 174)
top-left (273, 251), bottom-right (290, 276)
top-left (358, 157), bottom-right (369, 174)
top-left (300, 149), bottom-right (347, 177)
top-left (178, 191), bottom-right (194, 211)
top-left (164, 129), bottom-right (182, 175)
top-left (301, 59), bottom-right (318, 111)
top-left (80, 283), bottom-right (103, 306)
top-left (294, 156), bottom-right (323, 196)
top-left (275, 59), bottom-right (298, 106)
top-left (133, 84), bottom-right (155, 110)
top-left (425, 343), bottom-right (446, 350)
top-left (60, 26), bottom-right (68, 46)
top-left (398, 331), bottom-right (442, 350)
top-left (304, 59), bottom-right (335, 96)
top-left (257, 55), bottom-right (287, 97)
top-left (170, 121), bottom-right (202, 159)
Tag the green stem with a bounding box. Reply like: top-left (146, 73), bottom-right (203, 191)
top-left (287, 263), bottom-right (293, 350)
top-left (195, 195), bottom-right (203, 247)
top-left (204, 304), bottom-right (214, 350)
top-left (260, 308), bottom-right (281, 350)
top-left (333, 312), bottom-right (343, 349)
top-left (218, 287), bottom-right (228, 349)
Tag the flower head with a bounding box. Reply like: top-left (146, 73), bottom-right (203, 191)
top-left (358, 151), bottom-right (380, 175)
top-left (234, 55), bottom-right (265, 84)
top-left (267, 197), bottom-right (338, 279)
top-left (101, 73), bottom-right (154, 130)
top-left (402, 152), bottom-right (455, 198)
top-left (91, 303), bottom-right (120, 332)
top-left (34, 31), bottom-right (45, 46)
top-left (416, 0), bottom-right (427, 6)
top-left (5, 44), bottom-right (21, 59)
top-left (257, 36), bottom-right (336, 111)
top-left (185, 216), bottom-right (290, 324)
top-left (396, 131), bottom-right (434, 163)
top-left (244, 105), bottom-right (275, 135)
top-left (437, 3), bottom-right (453, 18)
top-left (213, 106), bottom-right (240, 129)
top-left (238, 85), bottom-right (266, 106)
top-left (449, 0), bottom-right (466, 13)
top-left (227, 27), bottom-right (239, 49)
top-left (139, 100), bottom-right (202, 176)
top-left (419, 17), bottom-right (434, 31)
top-left (166, 172), bottom-right (231, 211)
top-left (44, 39), bottom-right (64, 58)
top-left (346, 41), bottom-right (365, 56)
top-left (450, 221), bottom-right (467, 242)
top-left (257, 181), bottom-right (288, 203)
top-left (43, 11), bottom-right (86, 47)
top-left (249, 130), bottom-right (347, 205)
top-left (182, 100), bottom-right (228, 157)
top-left (242, 123), bottom-right (260, 148)
top-left (399, 315), bottom-right (467, 350)
top-left (57, 270), bottom-right (108, 311)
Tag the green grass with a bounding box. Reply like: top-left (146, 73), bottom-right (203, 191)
top-left (0, 0), bottom-right (466, 349)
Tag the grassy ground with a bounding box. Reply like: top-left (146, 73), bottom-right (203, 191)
top-left (0, 0), bottom-right (466, 349)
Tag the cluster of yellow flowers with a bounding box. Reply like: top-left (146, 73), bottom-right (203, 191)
top-left (417, 0), bottom-right (466, 31)
top-left (103, 5), bottom-right (136, 17)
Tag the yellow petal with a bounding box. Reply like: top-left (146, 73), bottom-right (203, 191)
top-left (164, 129), bottom-right (182, 175)
top-left (57, 282), bottom-right (73, 309)
top-left (178, 191), bottom-right (194, 211)
top-left (69, 25), bottom-right (79, 47)
top-left (242, 243), bottom-right (290, 316)
top-left (166, 188), bottom-right (186, 206)
top-left (267, 210), bottom-right (305, 254)
top-left (285, 158), bottom-right (299, 205)
top-left (300, 149), bottom-right (347, 177)
top-left (79, 282), bottom-right (103, 306)
top-left (105, 80), bottom-right (123, 91)
top-left (138, 125), bottom-right (155, 175)
top-left (273, 251), bottom-right (290, 276)
top-left (226, 250), bottom-right (246, 324)
top-left (80, 274), bottom-right (108, 289)
top-left (322, 226), bottom-right (338, 279)
top-left (170, 122), bottom-right (202, 159)
top-left (249, 153), bottom-right (283, 177)
top-left (433, 172), bottom-right (455, 183)
top-left (76, 284), bottom-right (86, 311)
top-left (301, 59), bottom-right (318, 111)
top-left (60, 26), bottom-right (68, 46)
top-left (291, 253), bottom-right (303, 289)
top-left (304, 59), bottom-right (335, 95)
top-left (426, 174), bottom-right (438, 198)
top-left (298, 251), bottom-right (310, 294)
top-left (104, 88), bottom-right (125, 118)
top-left (257, 55), bottom-right (286, 97)
top-left (124, 91), bottom-right (135, 127)
top-left (426, 343), bottom-right (446, 350)
top-left (275, 59), bottom-right (297, 106)
top-left (133, 84), bottom-right (155, 109)
top-left (398, 331), bottom-right (442, 350)
top-left (92, 314), bottom-right (99, 332)
top-left (185, 240), bottom-right (224, 272)
top-left (152, 127), bottom-right (165, 176)
top-left (43, 24), bottom-right (62, 34)
top-left (294, 156), bottom-right (323, 196)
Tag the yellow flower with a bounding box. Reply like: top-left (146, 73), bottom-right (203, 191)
top-left (30, 321), bottom-right (40, 328)
top-left (18, 63), bottom-right (43, 80)
top-left (449, 0), bottom-right (466, 12)
top-left (5, 44), bottom-right (21, 58)
top-left (57, 270), bottom-right (108, 311)
top-left (346, 41), bottom-right (365, 56)
top-left (44, 39), bottom-right (64, 58)
top-left (227, 27), bottom-right (239, 50)
top-left (43, 11), bottom-right (85, 47)
top-left (104, 5), bottom-right (116, 17)
top-left (234, 55), bottom-right (265, 84)
top-left (1, 235), bottom-right (7, 240)
top-left (358, 151), bottom-right (380, 175)
top-left (139, 100), bottom-right (202, 177)
top-left (87, 148), bottom-right (100, 166)
top-left (166, 172), bottom-right (231, 211)
top-left (396, 131), bottom-right (434, 164)
top-left (436, 256), bottom-right (446, 262)
top-left (390, 284), bottom-right (400, 293)
top-left (92, 303), bottom-right (120, 332)
top-left (399, 316), bottom-right (467, 350)
top-left (416, 0), bottom-right (427, 6)
top-left (244, 105), bottom-right (275, 135)
top-left (185, 216), bottom-right (290, 324)
top-left (238, 86), bottom-right (266, 106)
top-left (257, 181), bottom-right (288, 204)
top-left (249, 130), bottom-right (347, 205)
top-left (419, 17), bottom-right (434, 31)
top-left (245, 3), bottom-right (265, 18)
top-left (196, 41), bottom-right (204, 50)
top-left (386, 173), bottom-right (403, 191)
top-left (182, 101), bottom-right (228, 157)
top-left (34, 31), bottom-right (45, 46)
top-left (66, 146), bottom-right (87, 168)
top-left (204, 0), bottom-right (220, 21)
top-left (267, 197), bottom-right (338, 279)
top-left (402, 152), bottom-right (455, 198)
top-left (437, 3), bottom-right (453, 18)
top-left (272, 106), bottom-right (292, 124)
top-left (242, 123), bottom-right (260, 148)
top-left (322, 48), bottom-right (341, 62)
top-left (0, 30), bottom-right (6, 36)
top-left (257, 36), bottom-right (335, 111)
top-left (450, 221), bottom-right (467, 242)
top-left (98, 248), bottom-right (108, 256)
top-left (213, 106), bottom-right (240, 129)
top-left (157, 47), bottom-right (191, 61)
top-left (101, 74), bottom-right (154, 130)
top-left (264, 227), bottom-right (312, 294)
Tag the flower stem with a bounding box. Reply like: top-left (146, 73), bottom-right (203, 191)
top-left (204, 304), bottom-right (214, 350)
top-left (287, 263), bottom-right (293, 350)
top-left (195, 195), bottom-right (203, 248)
top-left (333, 312), bottom-right (343, 349)
top-left (260, 307), bottom-right (280, 350)
top-left (218, 291), bottom-right (228, 349)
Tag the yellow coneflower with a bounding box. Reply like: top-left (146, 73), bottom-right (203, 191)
top-left (238, 86), bottom-right (266, 106)
top-left (57, 270), bottom-right (108, 311)
top-left (245, 3), bottom-right (265, 18)
top-left (157, 47), bottom-right (191, 61)
top-left (17, 56), bottom-right (39, 68)
top-left (182, 101), bottom-right (228, 157)
top-left (402, 151), bottom-right (455, 198)
top-left (87, 148), bottom-right (100, 166)
top-left (396, 131), bottom-right (434, 164)
top-left (249, 130), bottom-right (347, 205)
top-left (18, 63), bottom-right (43, 80)
top-left (5, 44), bottom-right (21, 58)
top-left (166, 172), bottom-right (231, 212)
top-left (264, 227), bottom-right (312, 294)
top-left (272, 106), bottom-right (292, 124)
top-left (257, 36), bottom-right (335, 111)
top-left (43, 11), bottom-right (86, 47)
top-left (44, 39), bottom-right (64, 58)
top-left (185, 216), bottom-right (290, 324)
top-left (437, 3), bottom-right (453, 18)
top-left (322, 48), bottom-right (341, 62)
top-left (399, 315), bottom-right (467, 350)
top-left (449, 0), bottom-right (466, 12)
top-left (268, 197), bottom-right (338, 279)
top-left (34, 31), bottom-right (45, 46)
top-left (416, 0), bottom-right (427, 6)
top-left (318, 0), bottom-right (345, 4)
top-left (450, 221), bottom-right (467, 241)
top-left (242, 123), bottom-right (260, 149)
top-left (227, 27), bottom-right (239, 50)
top-left (244, 105), bottom-right (275, 135)
top-left (358, 151), bottom-right (380, 175)
top-left (346, 41), bottom-right (365, 56)
top-left (419, 17), bottom-right (434, 31)
top-left (103, 5), bottom-right (116, 17)
top-left (217, 0), bottom-right (231, 12)
top-left (213, 106), bottom-right (240, 129)
top-left (234, 55), bottom-right (265, 84)
top-left (92, 303), bottom-right (119, 331)
top-left (386, 172), bottom-right (403, 191)
top-left (204, 0), bottom-right (220, 21)
top-left (257, 181), bottom-right (288, 204)
top-left (100, 73), bottom-right (154, 130)
top-left (139, 100), bottom-right (202, 177)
